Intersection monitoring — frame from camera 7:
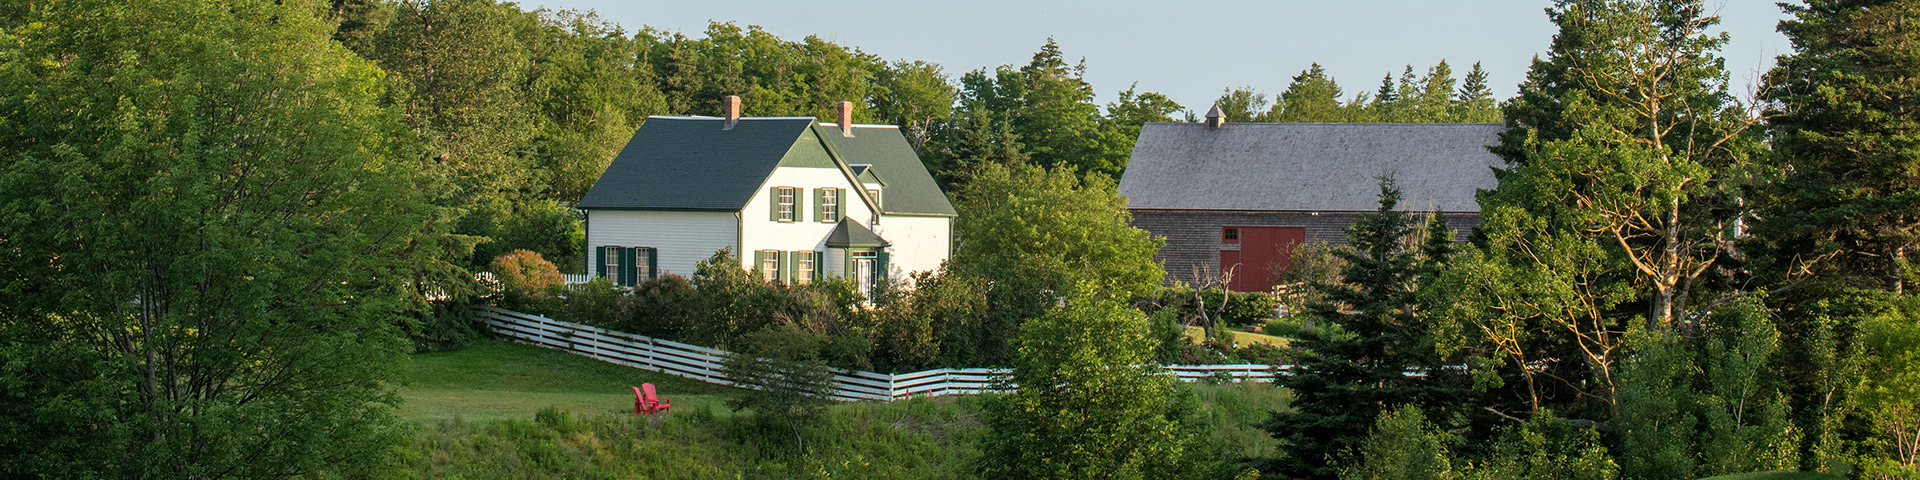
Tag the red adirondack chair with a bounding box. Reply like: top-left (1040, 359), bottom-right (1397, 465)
top-left (633, 384), bottom-right (671, 414)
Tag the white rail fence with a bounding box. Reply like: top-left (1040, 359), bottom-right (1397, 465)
top-left (475, 306), bottom-right (1285, 402)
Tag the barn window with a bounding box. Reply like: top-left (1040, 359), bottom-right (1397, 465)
top-left (1223, 227), bottom-right (1240, 243)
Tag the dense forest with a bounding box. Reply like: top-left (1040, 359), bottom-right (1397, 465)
top-left (1, 0), bottom-right (1917, 479)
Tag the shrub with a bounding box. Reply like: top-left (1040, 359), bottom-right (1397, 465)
top-left (722, 322), bottom-right (836, 452)
top-left (558, 276), bottom-right (621, 328)
top-left (619, 273), bottom-right (701, 339)
top-left (490, 249), bottom-right (565, 314)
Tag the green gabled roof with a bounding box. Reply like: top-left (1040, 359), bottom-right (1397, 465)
top-left (579, 117), bottom-right (816, 211)
top-left (849, 164), bottom-right (887, 187)
top-left (814, 125), bottom-right (957, 216)
top-left (825, 217), bottom-right (889, 247)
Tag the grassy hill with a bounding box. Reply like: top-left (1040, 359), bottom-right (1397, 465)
top-left (397, 340), bottom-right (743, 422)
top-left (389, 339), bottom-right (1290, 478)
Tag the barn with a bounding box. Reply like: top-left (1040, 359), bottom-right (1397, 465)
top-left (1117, 111), bottom-right (1505, 292)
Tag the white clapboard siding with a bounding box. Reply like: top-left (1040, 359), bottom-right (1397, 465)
top-left (587, 210), bottom-right (738, 278)
top-left (475, 306), bottom-right (1286, 403)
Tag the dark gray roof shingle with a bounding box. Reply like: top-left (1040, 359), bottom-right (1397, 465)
top-left (578, 117), bottom-right (814, 211)
top-left (1118, 122), bottom-right (1504, 213)
top-left (825, 217), bottom-right (889, 247)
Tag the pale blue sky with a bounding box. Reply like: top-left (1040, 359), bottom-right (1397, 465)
top-left (522, 1), bottom-right (1792, 116)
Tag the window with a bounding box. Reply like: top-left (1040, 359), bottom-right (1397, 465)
top-left (634, 247), bottom-right (652, 281)
top-left (601, 246), bottom-right (621, 279)
top-left (759, 250), bottom-right (781, 282)
top-left (599, 246), bottom-right (656, 287)
top-left (1222, 227), bottom-right (1240, 243)
top-left (794, 252), bottom-right (814, 284)
top-left (821, 188), bottom-right (840, 222)
top-left (867, 189), bottom-right (881, 209)
top-left (777, 187), bottom-right (796, 222)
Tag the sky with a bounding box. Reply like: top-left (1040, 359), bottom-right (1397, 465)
top-left (521, 0), bottom-right (1793, 116)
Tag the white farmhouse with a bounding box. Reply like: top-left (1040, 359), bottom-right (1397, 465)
top-left (577, 97), bottom-right (955, 294)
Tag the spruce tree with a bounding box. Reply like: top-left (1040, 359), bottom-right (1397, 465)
top-left (1454, 61), bottom-right (1500, 123)
top-left (1261, 177), bottom-right (1459, 480)
top-left (1272, 63), bottom-right (1349, 122)
top-left (1749, 0), bottom-right (1920, 472)
top-left (1414, 60), bottom-right (1457, 122)
top-left (1371, 73), bottom-right (1400, 122)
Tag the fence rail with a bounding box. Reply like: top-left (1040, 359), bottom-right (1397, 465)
top-left (475, 306), bottom-right (1285, 402)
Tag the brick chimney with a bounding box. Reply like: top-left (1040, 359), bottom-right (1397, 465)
top-left (723, 95), bottom-right (741, 130)
top-left (1205, 104), bottom-right (1225, 129)
top-left (836, 101), bottom-right (855, 137)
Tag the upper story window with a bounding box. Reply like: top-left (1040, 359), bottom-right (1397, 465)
top-left (867, 189), bottom-right (881, 210)
top-left (777, 187), bottom-right (796, 222)
top-left (821, 188), bottom-right (840, 223)
top-left (1223, 227), bottom-right (1240, 243)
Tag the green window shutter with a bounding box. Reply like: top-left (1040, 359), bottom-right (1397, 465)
top-left (813, 188), bottom-right (824, 223)
top-left (876, 250), bottom-right (889, 283)
top-left (620, 247), bottom-right (638, 286)
top-left (754, 250), bottom-right (768, 277)
top-left (595, 246), bottom-right (607, 279)
top-left (768, 187), bottom-right (781, 221)
top-left (779, 251), bottom-right (792, 284)
top-left (646, 248), bottom-right (659, 280)
top-left (814, 251), bottom-right (825, 282)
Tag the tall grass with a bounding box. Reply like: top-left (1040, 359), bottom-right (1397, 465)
top-left (388, 397), bottom-right (985, 479)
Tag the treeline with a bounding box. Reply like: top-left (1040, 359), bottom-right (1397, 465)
top-left (1212, 60), bottom-right (1501, 124)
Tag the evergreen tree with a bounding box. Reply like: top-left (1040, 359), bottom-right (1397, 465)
top-left (1371, 73), bottom-right (1401, 121)
top-left (1454, 61), bottom-right (1500, 122)
top-left (1750, 0), bottom-right (1920, 472)
top-left (1413, 60), bottom-right (1457, 122)
top-left (1261, 177), bottom-right (1461, 480)
top-left (1272, 63), bottom-right (1349, 122)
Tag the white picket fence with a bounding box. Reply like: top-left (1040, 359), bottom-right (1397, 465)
top-left (474, 306), bottom-right (1285, 402)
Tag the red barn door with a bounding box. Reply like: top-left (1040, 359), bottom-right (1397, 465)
top-left (1221, 226), bottom-right (1305, 292)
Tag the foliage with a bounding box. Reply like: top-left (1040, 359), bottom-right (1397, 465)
top-left (1156, 338), bottom-right (1294, 366)
top-left (1341, 405), bottom-right (1455, 480)
top-left (1148, 287), bottom-right (1280, 329)
top-left (492, 249), bottom-right (567, 313)
top-left (616, 273), bottom-right (703, 339)
top-left (1852, 296), bottom-right (1920, 478)
top-left (977, 284), bottom-right (1201, 479)
top-left (0, 0), bottom-right (440, 475)
top-left (1342, 406), bottom-right (1619, 480)
top-left (1751, 1), bottom-right (1920, 472)
top-left (410, 301), bottom-right (485, 353)
top-left (723, 323), bottom-right (838, 452)
top-left (949, 161), bottom-right (1165, 366)
top-left (1263, 178), bottom-right (1463, 480)
top-left (559, 276), bottom-right (623, 329)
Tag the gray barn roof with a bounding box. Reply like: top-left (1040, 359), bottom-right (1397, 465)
top-left (1118, 122), bottom-right (1505, 213)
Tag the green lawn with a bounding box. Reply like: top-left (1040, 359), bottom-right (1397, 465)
top-left (1184, 325), bottom-right (1291, 348)
top-left (396, 339), bottom-right (744, 423)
